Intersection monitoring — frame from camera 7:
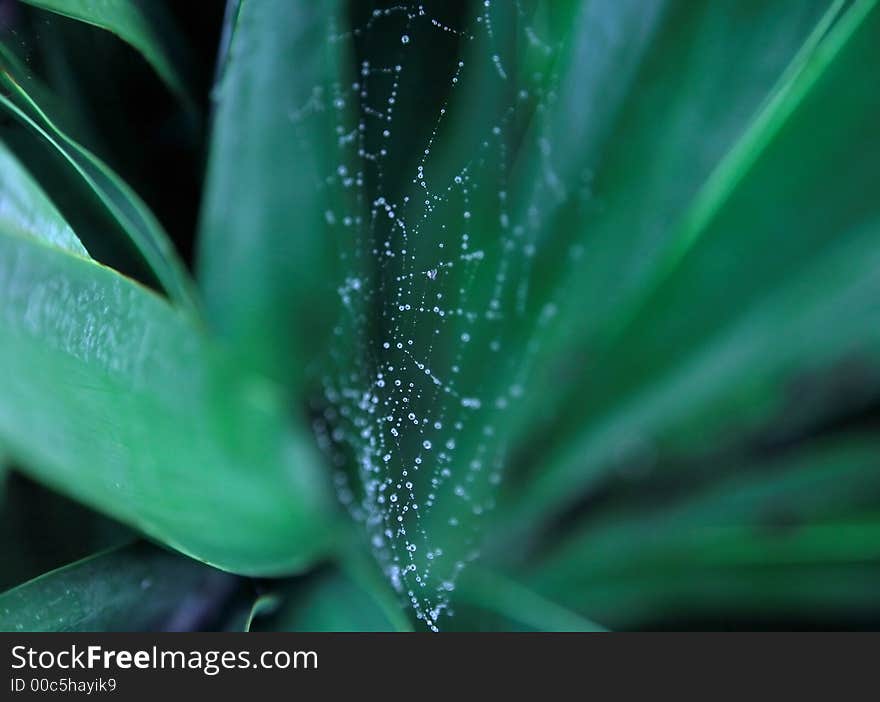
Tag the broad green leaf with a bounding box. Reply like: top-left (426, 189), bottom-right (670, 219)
top-left (0, 543), bottom-right (243, 632)
top-left (529, 435), bottom-right (880, 628)
top-left (197, 0), bottom-right (345, 391)
top-left (18, 0), bottom-right (190, 104)
top-left (0, 140), bottom-right (87, 257)
top-left (0, 72), bottom-right (198, 312)
top-left (0, 229), bottom-right (335, 575)
top-left (493, 0), bottom-right (880, 534)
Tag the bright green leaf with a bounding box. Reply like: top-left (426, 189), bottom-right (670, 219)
top-left (0, 229), bottom-right (335, 575)
top-left (0, 139), bottom-right (87, 257)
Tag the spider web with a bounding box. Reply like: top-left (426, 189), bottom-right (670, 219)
top-left (307, 0), bottom-right (568, 630)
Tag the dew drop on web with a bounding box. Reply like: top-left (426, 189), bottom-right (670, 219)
top-left (308, 1), bottom-right (576, 630)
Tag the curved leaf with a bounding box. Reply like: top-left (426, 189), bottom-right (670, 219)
top-left (0, 228), bottom-right (335, 575)
top-left (18, 0), bottom-right (190, 104)
top-left (0, 70), bottom-right (198, 312)
top-left (0, 140), bottom-right (87, 257)
top-left (239, 593), bottom-right (282, 633)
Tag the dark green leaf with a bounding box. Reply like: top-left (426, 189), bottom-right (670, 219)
top-left (0, 473), bottom-right (131, 591)
top-left (456, 567), bottom-right (606, 632)
top-left (0, 543), bottom-right (239, 632)
top-left (18, 0), bottom-right (190, 103)
top-left (256, 570), bottom-right (411, 633)
top-left (531, 435), bottom-right (880, 628)
top-left (0, 71), bottom-right (198, 312)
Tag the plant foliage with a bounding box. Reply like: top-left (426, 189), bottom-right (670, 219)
top-left (1, 0), bottom-right (879, 631)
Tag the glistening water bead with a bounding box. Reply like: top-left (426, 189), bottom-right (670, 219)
top-left (317, 1), bottom-right (565, 631)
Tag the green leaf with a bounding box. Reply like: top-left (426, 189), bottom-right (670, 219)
top-left (256, 569), bottom-right (411, 633)
top-left (541, 435), bottom-right (880, 571)
top-left (0, 543), bottom-right (240, 632)
top-left (494, 0), bottom-right (880, 534)
top-left (214, 588), bottom-right (282, 632)
top-left (18, 0), bottom-right (190, 104)
top-left (543, 562), bottom-right (880, 629)
top-left (531, 435), bottom-right (880, 627)
top-left (0, 41), bottom-right (98, 153)
top-left (238, 593), bottom-right (282, 632)
top-left (0, 229), bottom-right (335, 575)
top-left (455, 567), bottom-right (606, 632)
top-left (196, 0), bottom-right (346, 391)
top-left (252, 529), bottom-right (413, 632)
top-left (0, 139), bottom-right (87, 257)
top-left (336, 541), bottom-right (416, 632)
top-left (0, 71), bottom-right (199, 312)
